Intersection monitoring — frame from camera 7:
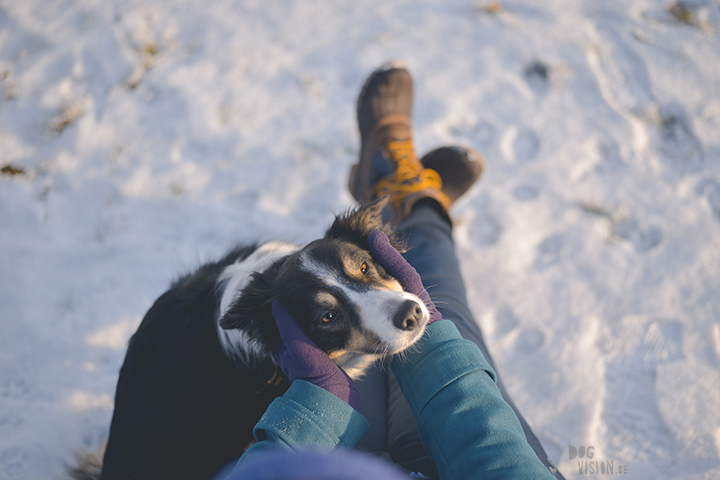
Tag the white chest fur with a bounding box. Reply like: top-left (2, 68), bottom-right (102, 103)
top-left (215, 241), bottom-right (299, 367)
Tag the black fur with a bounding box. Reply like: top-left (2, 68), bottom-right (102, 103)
top-left (100, 245), bottom-right (289, 480)
top-left (89, 200), bottom-right (404, 480)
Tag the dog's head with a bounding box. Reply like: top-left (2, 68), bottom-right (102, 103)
top-left (219, 199), bottom-right (431, 377)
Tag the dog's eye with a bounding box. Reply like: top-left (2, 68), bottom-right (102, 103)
top-left (360, 262), bottom-right (369, 275)
top-left (322, 311), bottom-right (336, 323)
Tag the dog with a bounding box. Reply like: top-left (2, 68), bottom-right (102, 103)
top-left (71, 200), bottom-right (430, 480)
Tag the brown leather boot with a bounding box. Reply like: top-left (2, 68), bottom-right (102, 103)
top-left (420, 146), bottom-right (485, 204)
top-left (349, 62), bottom-right (451, 225)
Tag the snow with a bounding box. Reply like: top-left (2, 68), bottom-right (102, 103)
top-left (1, 0), bottom-right (719, 478)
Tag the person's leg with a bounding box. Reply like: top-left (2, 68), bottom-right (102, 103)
top-left (348, 62), bottom-right (563, 479)
top-left (353, 146), bottom-right (484, 467)
top-left (353, 362), bottom-right (388, 453)
top-left (384, 200), bottom-right (564, 479)
top-left (349, 63), bottom-right (451, 468)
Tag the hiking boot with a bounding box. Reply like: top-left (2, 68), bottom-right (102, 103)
top-left (349, 61), bottom-right (451, 224)
top-left (419, 146), bottom-right (485, 204)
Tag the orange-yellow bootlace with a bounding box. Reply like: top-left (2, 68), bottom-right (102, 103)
top-left (370, 140), bottom-right (448, 209)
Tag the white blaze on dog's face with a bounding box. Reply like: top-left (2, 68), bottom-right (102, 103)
top-left (281, 238), bottom-right (430, 365)
top-left (217, 201), bottom-right (430, 377)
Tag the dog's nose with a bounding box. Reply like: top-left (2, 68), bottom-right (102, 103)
top-left (393, 300), bottom-right (422, 331)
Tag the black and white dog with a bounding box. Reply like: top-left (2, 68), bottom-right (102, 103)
top-left (75, 200), bottom-right (430, 480)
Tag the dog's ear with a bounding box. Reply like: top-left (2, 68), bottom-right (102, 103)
top-left (219, 265), bottom-right (282, 347)
top-left (326, 197), bottom-right (388, 238)
top-left (326, 198), bottom-right (406, 252)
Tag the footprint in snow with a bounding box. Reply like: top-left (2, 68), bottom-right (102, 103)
top-left (0, 377), bottom-right (33, 401)
top-left (502, 126), bottom-right (540, 164)
top-left (0, 412), bottom-right (23, 431)
top-left (0, 446), bottom-right (31, 478)
top-left (512, 184), bottom-right (540, 202)
top-left (612, 218), bottom-right (663, 252)
top-left (447, 119), bottom-right (497, 152)
top-left (599, 317), bottom-right (685, 369)
top-left (578, 203), bottom-right (664, 252)
top-left (511, 327), bottom-right (546, 356)
top-left (534, 234), bottom-right (564, 270)
top-left (657, 104), bottom-right (703, 172)
top-left (598, 317), bottom-right (683, 456)
top-left (468, 198), bottom-right (504, 246)
top-left (695, 178), bottom-right (720, 221)
top-left (585, 25), bottom-right (703, 173)
top-left (586, 23), bottom-right (655, 117)
top-left (591, 139), bottom-right (626, 175)
top-left (523, 60), bottom-right (551, 97)
top-left (484, 304), bottom-right (520, 337)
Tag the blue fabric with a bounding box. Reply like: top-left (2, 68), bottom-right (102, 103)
top-left (391, 320), bottom-right (556, 480)
top-left (232, 321), bottom-right (555, 479)
top-left (378, 203), bottom-right (564, 479)
top-left (233, 380), bottom-right (368, 471)
top-left (226, 449), bottom-right (407, 480)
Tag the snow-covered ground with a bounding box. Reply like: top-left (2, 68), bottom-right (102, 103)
top-left (1, 0), bottom-right (719, 478)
